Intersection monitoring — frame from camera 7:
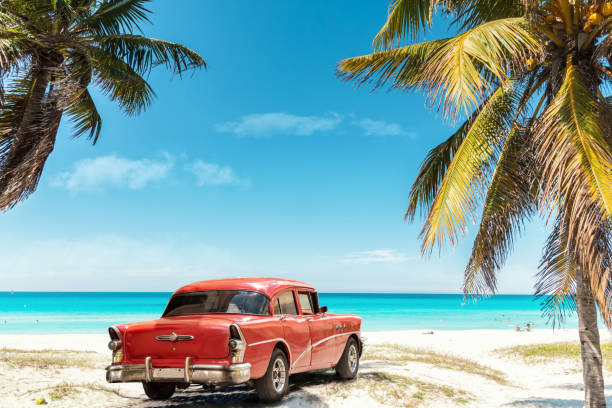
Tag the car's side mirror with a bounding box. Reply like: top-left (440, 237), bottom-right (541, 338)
top-left (320, 306), bottom-right (328, 313)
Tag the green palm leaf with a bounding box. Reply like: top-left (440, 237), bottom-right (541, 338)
top-left (372, 0), bottom-right (440, 49)
top-left (96, 34), bottom-right (206, 75)
top-left (405, 108), bottom-right (479, 222)
top-left (463, 126), bottom-right (536, 295)
top-left (341, 18), bottom-right (538, 119)
top-left (90, 46), bottom-right (155, 115)
top-left (537, 62), bottom-right (612, 222)
top-left (64, 88), bottom-right (102, 142)
top-left (338, 39), bottom-right (446, 89)
top-left (77, 0), bottom-right (151, 35)
top-left (420, 83), bottom-right (518, 253)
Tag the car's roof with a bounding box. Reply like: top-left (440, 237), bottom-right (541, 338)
top-left (173, 277), bottom-right (314, 297)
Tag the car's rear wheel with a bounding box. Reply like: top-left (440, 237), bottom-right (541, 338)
top-left (254, 347), bottom-right (289, 402)
top-left (142, 382), bottom-right (176, 400)
top-left (335, 337), bottom-right (359, 379)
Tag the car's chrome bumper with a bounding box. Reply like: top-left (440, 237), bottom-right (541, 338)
top-left (106, 356), bottom-right (251, 385)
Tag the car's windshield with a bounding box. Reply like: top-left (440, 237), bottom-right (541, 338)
top-left (162, 290), bottom-right (270, 317)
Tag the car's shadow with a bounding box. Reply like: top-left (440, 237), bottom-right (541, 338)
top-left (121, 371), bottom-right (347, 407)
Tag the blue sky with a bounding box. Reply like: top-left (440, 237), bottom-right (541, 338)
top-left (0, 0), bottom-right (547, 293)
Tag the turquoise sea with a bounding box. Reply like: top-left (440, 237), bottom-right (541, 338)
top-left (0, 292), bottom-right (579, 334)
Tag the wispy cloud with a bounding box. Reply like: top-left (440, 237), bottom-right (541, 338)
top-left (216, 112), bottom-right (343, 137)
top-left (0, 235), bottom-right (248, 291)
top-left (189, 160), bottom-right (249, 187)
top-left (353, 118), bottom-right (412, 137)
top-left (52, 154), bottom-right (174, 192)
top-left (342, 249), bottom-right (413, 264)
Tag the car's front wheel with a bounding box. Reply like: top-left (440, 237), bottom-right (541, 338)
top-left (335, 337), bottom-right (359, 379)
top-left (142, 382), bottom-right (176, 400)
top-left (254, 347), bottom-right (289, 402)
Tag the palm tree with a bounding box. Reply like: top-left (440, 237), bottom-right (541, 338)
top-left (0, 0), bottom-right (205, 210)
top-left (338, 1), bottom-right (611, 406)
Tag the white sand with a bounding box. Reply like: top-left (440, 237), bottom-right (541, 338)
top-left (0, 329), bottom-right (610, 407)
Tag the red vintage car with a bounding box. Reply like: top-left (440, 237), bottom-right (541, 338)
top-left (106, 277), bottom-right (362, 402)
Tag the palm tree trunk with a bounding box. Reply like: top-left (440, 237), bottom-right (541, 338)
top-left (576, 269), bottom-right (606, 408)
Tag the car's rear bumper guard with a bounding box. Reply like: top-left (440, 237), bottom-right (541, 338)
top-left (106, 356), bottom-right (250, 385)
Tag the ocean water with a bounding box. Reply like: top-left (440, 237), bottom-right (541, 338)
top-left (0, 292), bottom-right (579, 334)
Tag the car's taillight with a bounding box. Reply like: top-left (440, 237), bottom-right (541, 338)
top-left (108, 326), bottom-right (123, 364)
top-left (229, 324), bottom-right (245, 364)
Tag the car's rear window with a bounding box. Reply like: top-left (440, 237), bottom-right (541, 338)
top-left (163, 290), bottom-right (270, 317)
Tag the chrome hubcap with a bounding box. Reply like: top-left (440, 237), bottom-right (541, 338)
top-left (272, 357), bottom-right (286, 393)
top-left (348, 344), bottom-right (358, 372)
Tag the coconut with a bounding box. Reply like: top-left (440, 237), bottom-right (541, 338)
top-left (602, 2), bottom-right (612, 16)
top-left (588, 12), bottom-right (604, 25)
top-left (526, 58), bottom-right (537, 71)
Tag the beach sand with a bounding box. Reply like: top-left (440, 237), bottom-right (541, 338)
top-left (0, 329), bottom-right (610, 407)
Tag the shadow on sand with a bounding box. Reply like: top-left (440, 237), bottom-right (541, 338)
top-left (504, 396), bottom-right (612, 407)
top-left (120, 371), bottom-right (350, 407)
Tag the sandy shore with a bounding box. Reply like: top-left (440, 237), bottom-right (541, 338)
top-left (1, 329), bottom-right (610, 407)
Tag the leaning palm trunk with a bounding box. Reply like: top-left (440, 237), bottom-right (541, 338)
top-left (0, 0), bottom-right (206, 211)
top-left (0, 64), bottom-right (60, 208)
top-left (577, 269), bottom-right (606, 407)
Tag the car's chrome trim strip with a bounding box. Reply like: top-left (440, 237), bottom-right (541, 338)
top-left (155, 332), bottom-right (195, 342)
top-left (247, 338), bottom-right (292, 364)
top-left (291, 331), bottom-right (360, 369)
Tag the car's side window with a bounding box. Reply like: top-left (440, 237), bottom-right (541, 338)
top-left (310, 291), bottom-right (320, 313)
top-left (298, 292), bottom-right (313, 315)
top-left (278, 291), bottom-right (298, 315)
top-left (273, 298), bottom-right (281, 315)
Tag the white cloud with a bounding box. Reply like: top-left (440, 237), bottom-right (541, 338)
top-left (52, 154), bottom-right (173, 192)
top-left (189, 160), bottom-right (249, 187)
top-left (342, 249), bottom-right (413, 264)
top-left (216, 112), bottom-right (342, 137)
top-left (353, 118), bottom-right (411, 137)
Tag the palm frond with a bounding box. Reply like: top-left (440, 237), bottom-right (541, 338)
top-left (338, 39), bottom-right (447, 89)
top-left (420, 83), bottom-right (519, 254)
top-left (405, 108), bottom-right (479, 222)
top-left (450, 0), bottom-right (524, 30)
top-left (77, 0), bottom-right (151, 36)
top-left (96, 34), bottom-right (206, 75)
top-left (341, 18), bottom-right (539, 119)
top-left (464, 125), bottom-right (536, 295)
top-left (89, 46), bottom-right (154, 115)
top-left (64, 88), bottom-right (102, 142)
top-left (535, 214), bottom-right (577, 327)
top-left (419, 18), bottom-right (537, 118)
top-left (537, 62), bottom-right (612, 225)
top-left (372, 0), bottom-right (441, 49)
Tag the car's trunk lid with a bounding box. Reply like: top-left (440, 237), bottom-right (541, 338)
top-left (124, 316), bottom-right (231, 360)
